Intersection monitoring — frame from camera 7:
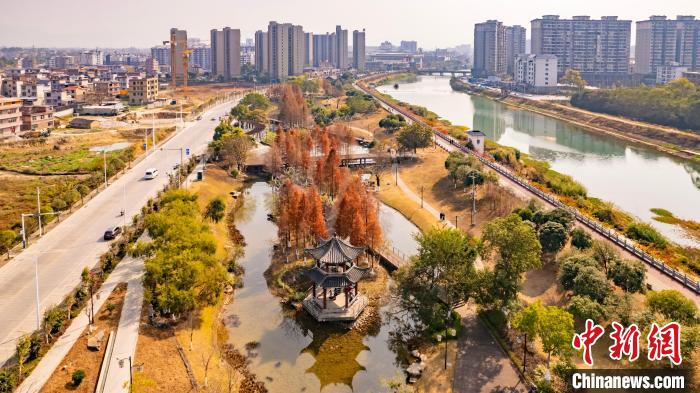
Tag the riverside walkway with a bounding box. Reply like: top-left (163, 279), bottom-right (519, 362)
top-left (355, 79), bottom-right (700, 298)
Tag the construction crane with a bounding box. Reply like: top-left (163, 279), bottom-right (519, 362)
top-left (182, 49), bottom-right (192, 92)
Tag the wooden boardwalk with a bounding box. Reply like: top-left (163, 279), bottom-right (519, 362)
top-left (370, 244), bottom-right (410, 270)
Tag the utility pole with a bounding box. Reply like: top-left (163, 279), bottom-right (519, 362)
top-left (152, 113), bottom-right (156, 152)
top-left (468, 173), bottom-right (477, 227)
top-left (455, 215), bottom-right (458, 228)
top-left (103, 150), bottom-right (108, 187)
top-left (34, 253), bottom-right (41, 330)
top-left (36, 188), bottom-right (42, 236)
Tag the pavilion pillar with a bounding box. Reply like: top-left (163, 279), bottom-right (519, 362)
top-left (355, 283), bottom-right (358, 296)
top-left (312, 283), bottom-right (316, 299)
top-left (323, 287), bottom-right (327, 309)
top-left (344, 286), bottom-right (349, 308)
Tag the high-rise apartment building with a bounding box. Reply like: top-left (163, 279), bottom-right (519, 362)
top-left (313, 33), bottom-right (331, 67)
top-left (353, 29), bottom-right (366, 72)
top-left (268, 21), bottom-right (292, 80)
top-left (304, 32), bottom-right (314, 67)
top-left (254, 30), bottom-right (269, 75)
top-left (400, 40), bottom-right (418, 53)
top-left (635, 15), bottom-right (700, 75)
top-left (190, 46), bottom-right (211, 72)
top-left (505, 25), bottom-right (527, 75)
top-left (531, 15), bottom-right (631, 80)
top-left (150, 45), bottom-right (170, 66)
top-left (335, 25), bottom-right (349, 69)
top-left (169, 28), bottom-right (188, 86)
top-left (211, 27), bottom-right (241, 80)
top-left (260, 22), bottom-right (307, 80)
top-left (289, 25), bottom-right (306, 75)
top-left (473, 20), bottom-right (506, 78)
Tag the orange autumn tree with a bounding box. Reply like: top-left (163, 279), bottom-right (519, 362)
top-left (334, 176), bottom-right (382, 250)
top-left (305, 188), bottom-right (327, 240)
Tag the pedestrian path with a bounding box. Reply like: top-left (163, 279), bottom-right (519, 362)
top-left (392, 162), bottom-right (453, 228)
top-left (16, 251), bottom-right (144, 393)
top-left (453, 307), bottom-right (527, 393)
top-left (100, 255), bottom-right (144, 392)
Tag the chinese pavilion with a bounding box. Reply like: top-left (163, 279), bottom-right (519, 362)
top-left (303, 235), bottom-right (370, 322)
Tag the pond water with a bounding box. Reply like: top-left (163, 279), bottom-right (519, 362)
top-left (223, 181), bottom-right (420, 392)
top-left (376, 76), bottom-right (700, 247)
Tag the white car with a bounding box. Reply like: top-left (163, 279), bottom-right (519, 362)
top-left (144, 168), bottom-right (159, 180)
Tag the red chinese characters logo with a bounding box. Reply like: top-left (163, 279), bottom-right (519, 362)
top-left (572, 319), bottom-right (605, 366)
top-left (647, 322), bottom-right (682, 365)
top-left (608, 322), bottom-right (640, 362)
top-left (572, 320), bottom-right (683, 366)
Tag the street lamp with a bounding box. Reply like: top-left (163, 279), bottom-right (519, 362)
top-left (117, 356), bottom-right (144, 391)
top-left (161, 147), bottom-right (185, 188)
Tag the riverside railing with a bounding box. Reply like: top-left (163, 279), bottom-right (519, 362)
top-left (355, 80), bottom-right (700, 295)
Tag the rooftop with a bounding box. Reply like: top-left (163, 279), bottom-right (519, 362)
top-left (305, 235), bottom-right (366, 265)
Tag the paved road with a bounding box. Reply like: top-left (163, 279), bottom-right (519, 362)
top-left (453, 308), bottom-right (527, 393)
top-left (0, 98), bottom-right (239, 364)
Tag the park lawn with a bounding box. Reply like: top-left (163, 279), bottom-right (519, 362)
top-left (377, 181), bottom-right (441, 234)
top-left (397, 146), bottom-right (526, 238)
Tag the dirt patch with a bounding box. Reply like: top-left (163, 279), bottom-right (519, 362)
top-left (41, 283), bottom-right (127, 393)
top-left (133, 304), bottom-right (192, 392)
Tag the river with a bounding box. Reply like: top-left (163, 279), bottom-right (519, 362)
top-left (223, 181), bottom-right (420, 392)
top-left (376, 76), bottom-right (700, 247)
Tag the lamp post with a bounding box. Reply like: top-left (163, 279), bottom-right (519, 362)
top-left (118, 356), bottom-right (133, 392)
top-left (161, 147), bottom-right (184, 188)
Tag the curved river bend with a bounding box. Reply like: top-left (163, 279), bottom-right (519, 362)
top-left (223, 182), bottom-right (420, 393)
top-left (377, 76), bottom-right (700, 246)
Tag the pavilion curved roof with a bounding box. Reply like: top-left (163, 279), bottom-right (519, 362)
top-left (304, 265), bottom-right (371, 287)
top-left (305, 235), bottom-right (366, 265)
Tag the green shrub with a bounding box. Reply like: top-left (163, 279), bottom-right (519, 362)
top-left (625, 222), bottom-right (667, 249)
top-left (538, 221), bottom-right (568, 253)
top-left (230, 169), bottom-right (239, 178)
top-left (71, 369), bottom-right (86, 386)
top-left (570, 228), bottom-right (592, 249)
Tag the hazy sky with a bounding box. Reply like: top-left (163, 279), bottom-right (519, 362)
top-left (1, 0), bottom-right (698, 49)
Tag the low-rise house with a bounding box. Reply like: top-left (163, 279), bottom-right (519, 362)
top-left (69, 117), bottom-right (99, 129)
top-left (0, 97), bottom-right (22, 136)
top-left (467, 130), bottom-right (486, 155)
top-left (20, 105), bottom-right (54, 132)
top-left (128, 77), bottom-right (159, 105)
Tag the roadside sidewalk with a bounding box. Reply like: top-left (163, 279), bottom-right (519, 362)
top-left (100, 256), bottom-right (144, 392)
top-left (16, 251), bottom-right (144, 393)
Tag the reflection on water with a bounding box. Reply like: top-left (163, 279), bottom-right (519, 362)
top-left (224, 181), bottom-right (422, 392)
top-left (377, 76), bottom-right (700, 246)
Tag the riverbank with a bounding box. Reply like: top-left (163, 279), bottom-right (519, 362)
top-left (366, 75), bottom-right (700, 281)
top-left (450, 78), bottom-right (700, 162)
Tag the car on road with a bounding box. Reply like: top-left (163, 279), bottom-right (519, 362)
top-left (144, 168), bottom-right (159, 179)
top-left (103, 226), bottom-right (122, 240)
top-left (196, 116), bottom-right (202, 120)
top-left (211, 118), bottom-right (216, 121)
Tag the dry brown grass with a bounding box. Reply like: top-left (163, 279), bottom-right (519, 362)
top-left (41, 283), bottom-right (127, 393)
top-left (377, 181), bottom-right (442, 234)
top-left (398, 147), bottom-right (525, 238)
top-left (134, 306), bottom-right (192, 393)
